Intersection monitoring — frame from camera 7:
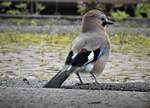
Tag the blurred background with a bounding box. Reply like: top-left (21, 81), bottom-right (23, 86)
top-left (0, 0), bottom-right (149, 87)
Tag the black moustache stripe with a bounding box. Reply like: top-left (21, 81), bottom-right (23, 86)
top-left (102, 21), bottom-right (107, 27)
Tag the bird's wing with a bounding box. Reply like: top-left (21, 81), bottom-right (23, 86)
top-left (65, 47), bottom-right (108, 67)
top-left (65, 47), bottom-right (108, 66)
top-left (65, 33), bottom-right (108, 67)
top-left (65, 48), bottom-right (91, 66)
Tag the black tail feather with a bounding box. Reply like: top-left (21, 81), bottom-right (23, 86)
top-left (43, 68), bottom-right (74, 88)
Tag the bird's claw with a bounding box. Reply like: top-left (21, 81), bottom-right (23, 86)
top-left (93, 81), bottom-right (99, 85)
top-left (75, 82), bottom-right (84, 86)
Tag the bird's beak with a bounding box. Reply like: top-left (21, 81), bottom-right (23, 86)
top-left (105, 18), bottom-right (113, 25)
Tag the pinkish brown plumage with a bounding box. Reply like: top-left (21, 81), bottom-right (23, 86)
top-left (43, 10), bottom-right (113, 88)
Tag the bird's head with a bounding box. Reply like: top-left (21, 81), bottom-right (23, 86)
top-left (83, 10), bottom-right (113, 27)
top-left (82, 10), bottom-right (113, 32)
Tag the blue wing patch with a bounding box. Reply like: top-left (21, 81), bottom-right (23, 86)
top-left (98, 47), bottom-right (107, 58)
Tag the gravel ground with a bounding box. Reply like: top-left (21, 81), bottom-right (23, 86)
top-left (0, 44), bottom-right (149, 83)
top-left (0, 79), bottom-right (150, 92)
top-left (62, 82), bottom-right (150, 92)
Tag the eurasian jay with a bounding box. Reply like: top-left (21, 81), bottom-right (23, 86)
top-left (43, 10), bottom-right (113, 88)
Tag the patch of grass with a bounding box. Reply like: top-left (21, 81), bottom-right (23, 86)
top-left (111, 10), bottom-right (129, 21)
top-left (0, 31), bottom-right (149, 54)
top-left (0, 32), bottom-right (77, 45)
top-left (110, 32), bottom-right (150, 46)
top-left (109, 32), bottom-right (150, 53)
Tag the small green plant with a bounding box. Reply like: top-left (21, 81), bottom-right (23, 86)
top-left (6, 10), bottom-right (21, 15)
top-left (0, 2), bottom-right (45, 15)
top-left (35, 3), bottom-right (45, 15)
top-left (135, 3), bottom-right (150, 18)
top-left (15, 3), bottom-right (29, 15)
top-left (0, 1), bottom-right (11, 7)
top-left (0, 1), bottom-right (12, 13)
top-left (111, 10), bottom-right (129, 21)
top-left (77, 5), bottom-right (87, 15)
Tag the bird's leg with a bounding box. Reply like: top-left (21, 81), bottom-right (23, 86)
top-left (90, 72), bottom-right (99, 84)
top-left (76, 72), bottom-right (84, 84)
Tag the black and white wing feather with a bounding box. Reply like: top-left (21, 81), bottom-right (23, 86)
top-left (65, 47), bottom-right (107, 67)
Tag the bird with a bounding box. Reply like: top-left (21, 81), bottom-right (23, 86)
top-left (43, 10), bottom-right (113, 88)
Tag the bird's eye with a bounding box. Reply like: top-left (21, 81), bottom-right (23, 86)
top-left (101, 17), bottom-right (105, 21)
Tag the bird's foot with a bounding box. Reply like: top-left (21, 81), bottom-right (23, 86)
top-left (75, 82), bottom-right (84, 86)
top-left (23, 78), bottom-right (30, 85)
top-left (93, 80), bottom-right (100, 85)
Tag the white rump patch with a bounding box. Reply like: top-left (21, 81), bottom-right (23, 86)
top-left (85, 63), bottom-right (94, 72)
